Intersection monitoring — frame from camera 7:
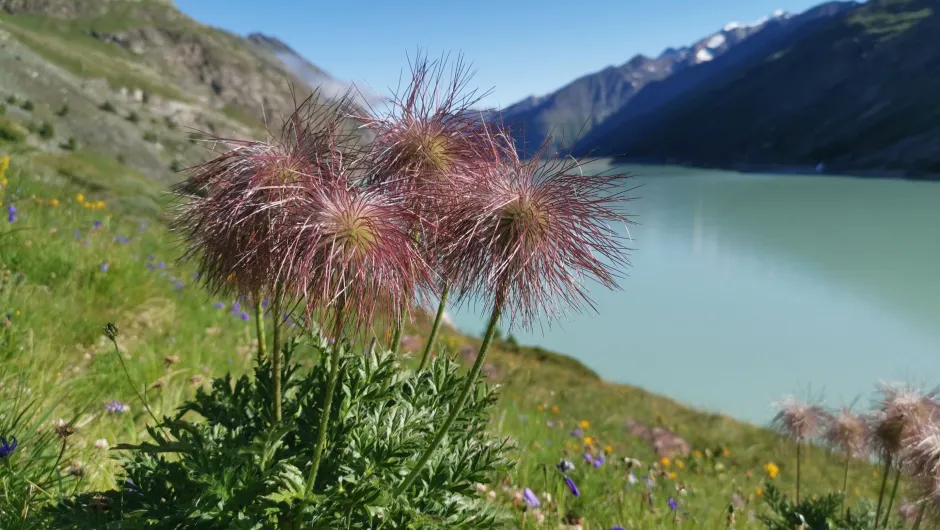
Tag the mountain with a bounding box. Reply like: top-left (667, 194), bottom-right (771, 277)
top-left (496, 9), bottom-right (790, 156)
top-left (0, 0), bottom-right (357, 193)
top-left (576, 0), bottom-right (940, 178)
top-left (246, 33), bottom-right (380, 107)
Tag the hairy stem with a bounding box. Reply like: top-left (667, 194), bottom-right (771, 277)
top-left (875, 456), bottom-right (892, 525)
top-left (392, 303), bottom-right (503, 497)
top-left (271, 285), bottom-right (284, 423)
top-left (796, 439), bottom-right (802, 505)
top-left (881, 467), bottom-right (902, 529)
top-left (417, 282), bottom-right (449, 371)
top-left (255, 295), bottom-right (267, 363)
top-left (390, 316), bottom-right (404, 354)
top-left (841, 454), bottom-right (850, 516)
top-left (912, 506), bottom-right (925, 530)
top-left (297, 300), bottom-right (347, 521)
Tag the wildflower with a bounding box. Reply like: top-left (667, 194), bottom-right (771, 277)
top-left (722, 448), bottom-right (731, 457)
top-left (824, 408), bottom-right (868, 458)
top-left (537, 405), bottom-right (544, 412)
top-left (175, 281), bottom-right (184, 290)
top-left (189, 375), bottom-right (205, 385)
top-left (52, 419), bottom-right (76, 439)
top-left (523, 487), bottom-right (540, 508)
top-left (564, 476), bottom-right (580, 497)
top-left (584, 436), bottom-right (594, 446)
top-left (436, 131), bottom-right (633, 331)
top-left (755, 487), bottom-right (764, 497)
top-left (0, 436), bottom-right (17, 459)
top-left (94, 439), bottom-right (110, 450)
top-left (163, 355), bottom-right (180, 367)
top-left (6, 204), bottom-right (15, 223)
top-left (552, 406), bottom-right (560, 414)
top-left (240, 312), bottom-right (250, 321)
top-left (580, 420), bottom-right (591, 430)
top-left (104, 400), bottom-right (129, 414)
top-left (897, 409), bottom-right (940, 522)
top-left (76, 193), bottom-right (84, 203)
top-left (676, 459), bottom-right (685, 469)
top-left (627, 471), bottom-right (638, 486)
top-left (869, 383), bottom-right (936, 458)
top-left (668, 497), bottom-right (678, 511)
top-left (232, 301), bottom-right (241, 315)
top-left (100, 262), bottom-right (109, 272)
top-left (772, 396), bottom-right (826, 441)
top-left (593, 456), bottom-right (604, 469)
top-left (571, 427), bottom-right (583, 438)
top-left (556, 459), bottom-right (575, 473)
top-left (763, 462), bottom-right (779, 479)
top-left (66, 460), bottom-right (84, 477)
top-left (605, 444), bottom-right (613, 454)
top-left (49, 199), bottom-right (59, 207)
top-left (92, 220), bottom-right (102, 229)
top-left (583, 452), bottom-right (593, 463)
top-left (694, 450), bottom-right (703, 458)
top-left (661, 457), bottom-right (671, 468)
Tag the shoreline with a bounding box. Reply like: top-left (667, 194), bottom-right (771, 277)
top-left (609, 157), bottom-right (940, 182)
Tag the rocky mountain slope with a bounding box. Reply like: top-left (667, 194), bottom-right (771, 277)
top-left (574, 0), bottom-right (940, 178)
top-left (0, 0), bottom-right (353, 194)
top-left (496, 9), bottom-right (792, 156)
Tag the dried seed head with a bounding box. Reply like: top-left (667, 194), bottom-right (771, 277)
top-left (869, 383), bottom-right (938, 459)
top-left (823, 408), bottom-right (869, 457)
top-left (53, 419), bottom-right (76, 439)
top-left (771, 396), bottom-right (826, 442)
top-left (900, 414), bottom-right (940, 522)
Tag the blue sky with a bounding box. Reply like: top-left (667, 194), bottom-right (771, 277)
top-left (176, 0), bottom-right (832, 109)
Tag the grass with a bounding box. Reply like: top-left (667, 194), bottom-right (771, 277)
top-left (0, 152), bottom-right (899, 528)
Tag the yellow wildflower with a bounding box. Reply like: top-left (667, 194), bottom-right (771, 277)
top-left (669, 472), bottom-right (677, 480)
top-left (676, 460), bottom-right (685, 470)
top-left (755, 487), bottom-right (764, 497)
top-left (694, 450), bottom-right (703, 458)
top-left (764, 462), bottom-right (779, 480)
top-left (661, 457), bottom-right (671, 468)
top-left (571, 444), bottom-right (579, 451)
top-left (746, 471), bottom-right (753, 478)
top-left (0, 155), bottom-right (9, 177)
top-left (76, 193), bottom-right (84, 203)
top-left (722, 448), bottom-right (730, 457)
top-left (584, 436), bottom-right (594, 446)
top-left (604, 444), bottom-right (613, 454)
top-left (537, 405), bottom-right (544, 412)
top-left (95, 200), bottom-right (105, 209)
top-left (49, 199), bottom-right (59, 207)
top-left (579, 420), bottom-right (590, 429)
top-left (551, 406), bottom-right (559, 414)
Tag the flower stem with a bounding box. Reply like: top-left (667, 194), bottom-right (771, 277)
top-left (841, 454), bottom-right (850, 516)
top-left (796, 439), bottom-right (801, 505)
top-left (255, 294), bottom-right (267, 363)
top-left (299, 300), bottom-right (347, 515)
top-left (913, 506), bottom-right (925, 530)
top-left (874, 456), bottom-right (892, 525)
top-left (417, 282), bottom-right (449, 372)
top-left (390, 317), bottom-right (403, 354)
top-left (392, 303), bottom-right (503, 497)
top-left (271, 285), bottom-right (284, 423)
top-left (881, 467), bottom-right (902, 528)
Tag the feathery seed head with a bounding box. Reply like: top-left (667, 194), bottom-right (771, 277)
top-left (438, 131), bottom-right (634, 330)
top-left (771, 395), bottom-right (826, 441)
top-left (868, 383), bottom-right (938, 459)
top-left (900, 413), bottom-right (940, 522)
top-left (823, 408), bottom-right (868, 457)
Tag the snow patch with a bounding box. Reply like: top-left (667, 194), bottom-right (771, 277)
top-left (695, 48), bottom-right (714, 63)
top-left (723, 21), bottom-right (740, 31)
top-left (706, 34), bottom-right (726, 48)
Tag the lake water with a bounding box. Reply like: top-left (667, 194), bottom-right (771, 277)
top-left (445, 163), bottom-right (940, 425)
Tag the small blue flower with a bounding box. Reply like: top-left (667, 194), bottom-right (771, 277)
top-left (147, 263), bottom-right (156, 270)
top-left (105, 400), bottom-right (129, 414)
top-left (174, 281), bottom-right (184, 290)
top-left (74, 229), bottom-right (82, 240)
top-left (556, 459), bottom-right (575, 473)
top-left (0, 436), bottom-right (18, 459)
top-left (157, 261), bottom-right (165, 269)
top-left (611, 527), bottom-right (626, 530)
top-left (114, 235), bottom-right (130, 244)
top-left (92, 220), bottom-right (102, 229)
top-left (6, 204), bottom-right (16, 223)
top-left (668, 497), bottom-right (678, 511)
top-left (564, 476), bottom-right (580, 497)
top-left (570, 427), bottom-right (583, 438)
top-left (522, 487), bottom-right (540, 508)
top-left (213, 302), bottom-right (224, 310)
top-left (239, 312), bottom-right (249, 321)
top-left (261, 299), bottom-right (268, 309)
top-left (583, 453), bottom-right (593, 464)
top-left (100, 262), bottom-right (109, 272)
top-left (232, 301), bottom-right (241, 314)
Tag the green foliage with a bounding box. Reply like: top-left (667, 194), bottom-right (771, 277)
top-left (56, 104), bottom-right (70, 117)
top-left (5, 95), bottom-right (15, 106)
top-left (758, 483), bottom-right (904, 530)
top-left (61, 136), bottom-right (78, 151)
top-left (126, 111), bottom-right (140, 124)
top-left (99, 101), bottom-right (117, 114)
top-left (46, 339), bottom-right (513, 528)
top-left (169, 159), bottom-right (183, 172)
top-left (38, 121), bottom-right (55, 140)
top-left (0, 117), bottom-right (27, 143)
top-left (0, 103), bottom-right (6, 117)
top-left (143, 131), bottom-right (158, 143)
top-left (20, 100), bottom-right (34, 112)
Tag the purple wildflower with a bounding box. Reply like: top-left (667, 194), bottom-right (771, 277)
top-left (262, 299), bottom-right (268, 309)
top-left (232, 301), bottom-right (241, 315)
top-left (668, 497), bottom-right (678, 511)
top-left (147, 255), bottom-right (155, 261)
top-left (522, 488), bottom-right (540, 508)
top-left (6, 204), bottom-right (16, 223)
top-left (571, 427), bottom-right (583, 438)
top-left (100, 262), bottom-right (109, 272)
top-left (105, 400), bottom-right (129, 414)
top-left (74, 229), bottom-right (81, 240)
top-left (611, 527), bottom-right (626, 530)
top-left (157, 261), bottom-right (165, 269)
top-left (0, 436), bottom-right (17, 459)
top-left (564, 476), bottom-right (580, 497)
top-left (213, 302), bottom-right (224, 309)
top-left (114, 236), bottom-right (130, 244)
top-left (169, 276), bottom-right (177, 283)
top-left (593, 457), bottom-right (604, 469)
top-left (240, 312), bottom-right (249, 321)
top-left (583, 453), bottom-right (593, 464)
top-left (556, 459), bottom-right (575, 473)
top-left (147, 263), bottom-right (156, 270)
top-left (92, 220), bottom-right (102, 229)
top-left (175, 281), bottom-right (184, 290)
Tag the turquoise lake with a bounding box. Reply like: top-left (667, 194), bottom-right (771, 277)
top-left (445, 163), bottom-right (940, 425)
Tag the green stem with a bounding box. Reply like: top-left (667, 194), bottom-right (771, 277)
top-left (796, 439), bottom-right (801, 506)
top-left (841, 454), bottom-right (850, 516)
top-left (271, 285), bottom-right (284, 423)
top-left (255, 295), bottom-right (267, 363)
top-left (881, 467), bottom-right (902, 529)
top-left (417, 282), bottom-right (449, 372)
top-left (912, 506), bottom-right (925, 530)
top-left (390, 316), bottom-right (404, 354)
top-left (297, 300), bottom-right (347, 520)
top-left (875, 456), bottom-right (892, 526)
top-left (392, 303), bottom-right (503, 497)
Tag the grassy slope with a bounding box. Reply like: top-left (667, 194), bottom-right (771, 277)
top-left (0, 148), bottom-right (893, 528)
